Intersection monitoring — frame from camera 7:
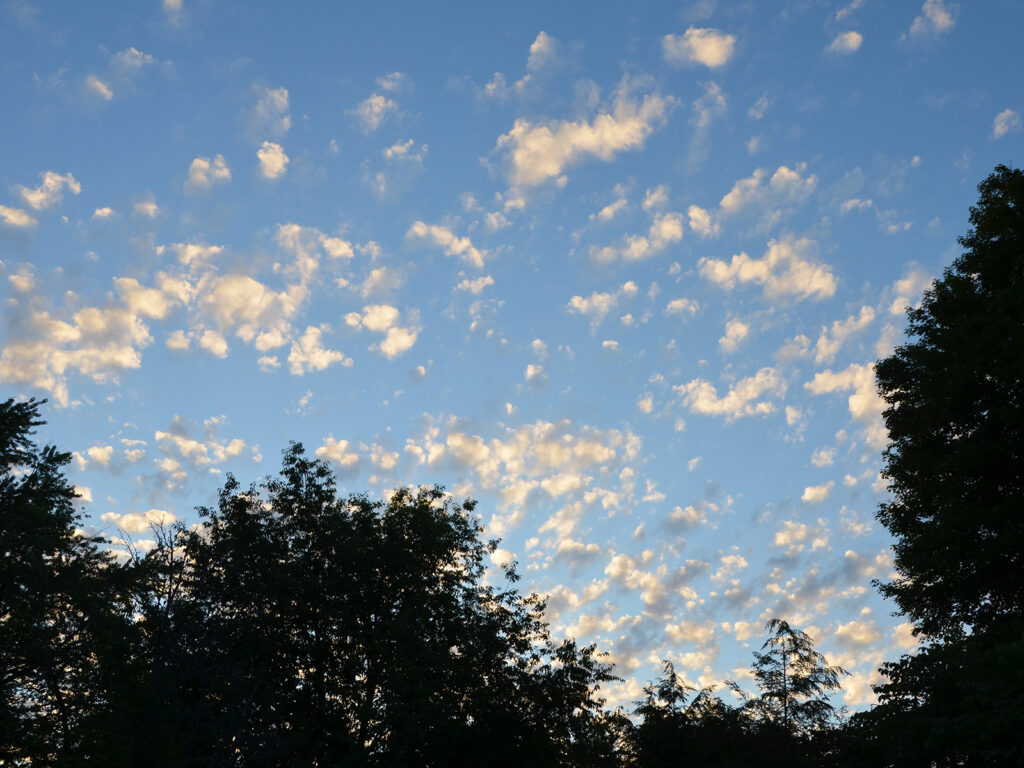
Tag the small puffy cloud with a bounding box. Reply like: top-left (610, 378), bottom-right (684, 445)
top-left (592, 198), bottom-right (627, 222)
top-left (407, 221), bottom-right (486, 269)
top-left (834, 619), bottom-right (882, 650)
top-left (699, 235), bottom-right (836, 301)
top-left (18, 171), bottom-right (81, 210)
top-left (802, 480), bottom-right (834, 504)
top-left (993, 109), bottom-right (1022, 140)
top-left (185, 154), bottom-right (231, 191)
top-left (676, 367), bottom-right (786, 421)
top-left (718, 318), bottom-right (750, 353)
top-left (811, 447), bottom-right (835, 468)
top-left (199, 329), bottom-right (229, 358)
top-left (805, 362), bottom-right (885, 448)
top-left (772, 519), bottom-right (829, 556)
top-left (643, 185), bottom-right (668, 210)
top-left (665, 297), bottom-right (699, 318)
top-left (316, 436), bottom-right (359, 469)
top-left (288, 325), bottom-right (352, 374)
top-left (567, 281), bottom-right (638, 329)
top-left (590, 211), bottom-right (683, 263)
top-left (166, 330), bottom-right (190, 351)
top-left (376, 71), bottom-right (411, 92)
top-left (840, 197), bottom-right (873, 214)
top-left (687, 204), bottom-right (719, 237)
top-left (85, 74), bottom-right (113, 100)
top-left (663, 27), bottom-right (737, 68)
top-left (492, 80), bottom-right (670, 189)
top-left (455, 275), bottom-right (495, 294)
top-left (134, 200), bottom-right (159, 218)
top-left (907, 0), bottom-right (958, 40)
top-left (257, 141), bottom-right (289, 179)
top-left (354, 93), bottom-right (398, 133)
top-left (250, 85), bottom-right (291, 138)
top-left (814, 305), bottom-right (875, 364)
top-left (0, 205), bottom-right (36, 229)
top-left (718, 164), bottom-right (817, 218)
top-left (92, 207), bottom-right (115, 219)
top-left (827, 31), bottom-right (863, 55)
top-left (525, 363), bottom-right (545, 382)
top-left (345, 304), bottom-right (419, 359)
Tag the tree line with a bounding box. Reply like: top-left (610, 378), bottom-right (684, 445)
top-left (3, 165), bottom-right (1021, 765)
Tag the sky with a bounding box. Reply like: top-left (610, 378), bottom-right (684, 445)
top-left (2, 0), bottom-right (1022, 711)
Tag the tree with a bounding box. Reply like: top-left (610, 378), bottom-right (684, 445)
top-left (868, 165), bottom-right (1024, 765)
top-left (0, 398), bottom-right (134, 765)
top-left (135, 443), bottom-right (621, 767)
top-left (874, 164), bottom-right (1024, 640)
top-left (745, 619), bottom-right (847, 738)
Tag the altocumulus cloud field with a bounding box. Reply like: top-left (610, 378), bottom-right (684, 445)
top-left (1, 0), bottom-right (1021, 709)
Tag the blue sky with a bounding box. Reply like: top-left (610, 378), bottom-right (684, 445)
top-left (2, 0), bottom-right (1021, 710)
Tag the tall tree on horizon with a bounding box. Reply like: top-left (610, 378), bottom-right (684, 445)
top-left (867, 164), bottom-right (1024, 765)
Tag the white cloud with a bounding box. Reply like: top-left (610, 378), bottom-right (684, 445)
top-left (92, 207), bottom-right (115, 219)
top-left (0, 205), bottom-right (37, 229)
top-left (993, 109), bottom-right (1022, 140)
top-left (85, 74), bottom-right (113, 100)
top-left (814, 305), bottom-right (875, 364)
top-left (162, 0), bottom-right (184, 25)
top-left (250, 85), bottom-right (291, 138)
top-left (699, 235), bottom-right (836, 301)
top-left (802, 481), bottom-right (834, 504)
top-left (567, 281), bottom-right (638, 329)
top-left (643, 185), bottom-right (668, 210)
top-left (288, 325), bottom-right (352, 374)
top-left (345, 304), bottom-right (419, 359)
top-left (376, 71), bottom-right (411, 92)
top-left (908, 0), bottom-right (958, 40)
top-left (18, 171), bottom-right (81, 210)
top-left (805, 362), bottom-right (886, 448)
top-left (718, 318), bottom-right (750, 353)
top-left (811, 447), bottom-right (835, 467)
top-left (199, 329), bottom-right (229, 358)
top-left (593, 198), bottom-right (627, 222)
top-left (718, 164), bottom-right (817, 218)
top-left (185, 154), bottom-right (231, 191)
top-left (455, 275), bottom-right (495, 294)
top-left (676, 367), bottom-right (786, 421)
top-left (687, 204), bottom-right (719, 237)
top-left (590, 211), bottom-right (684, 263)
top-left (827, 30), bottom-right (863, 54)
top-left (316, 436), bottom-right (359, 469)
top-left (772, 518), bottom-right (829, 556)
top-left (257, 141), bottom-right (289, 179)
top-left (665, 297), bottom-right (699, 318)
top-left (407, 221), bottom-right (486, 269)
top-left (101, 508), bottom-right (176, 534)
top-left (134, 200), bottom-right (159, 218)
top-left (525, 363), bottom-right (545, 382)
top-left (492, 80), bottom-right (670, 189)
top-left (354, 93), bottom-right (398, 133)
top-left (663, 27), bottom-right (737, 68)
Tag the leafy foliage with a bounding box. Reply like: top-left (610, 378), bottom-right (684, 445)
top-left (867, 165), bottom-right (1024, 765)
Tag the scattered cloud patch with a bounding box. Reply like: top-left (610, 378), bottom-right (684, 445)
top-left (663, 27), bottom-right (737, 68)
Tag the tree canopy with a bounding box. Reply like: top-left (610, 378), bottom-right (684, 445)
top-left (868, 164), bottom-right (1024, 765)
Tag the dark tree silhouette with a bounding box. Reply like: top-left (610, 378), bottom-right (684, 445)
top-left (0, 398), bottom-right (134, 765)
top-left (745, 619), bottom-right (847, 737)
top-left (866, 165), bottom-right (1024, 765)
top-left (132, 443), bottom-right (622, 767)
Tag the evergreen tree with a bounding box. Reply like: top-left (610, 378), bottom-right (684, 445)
top-left (746, 619), bottom-right (847, 737)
